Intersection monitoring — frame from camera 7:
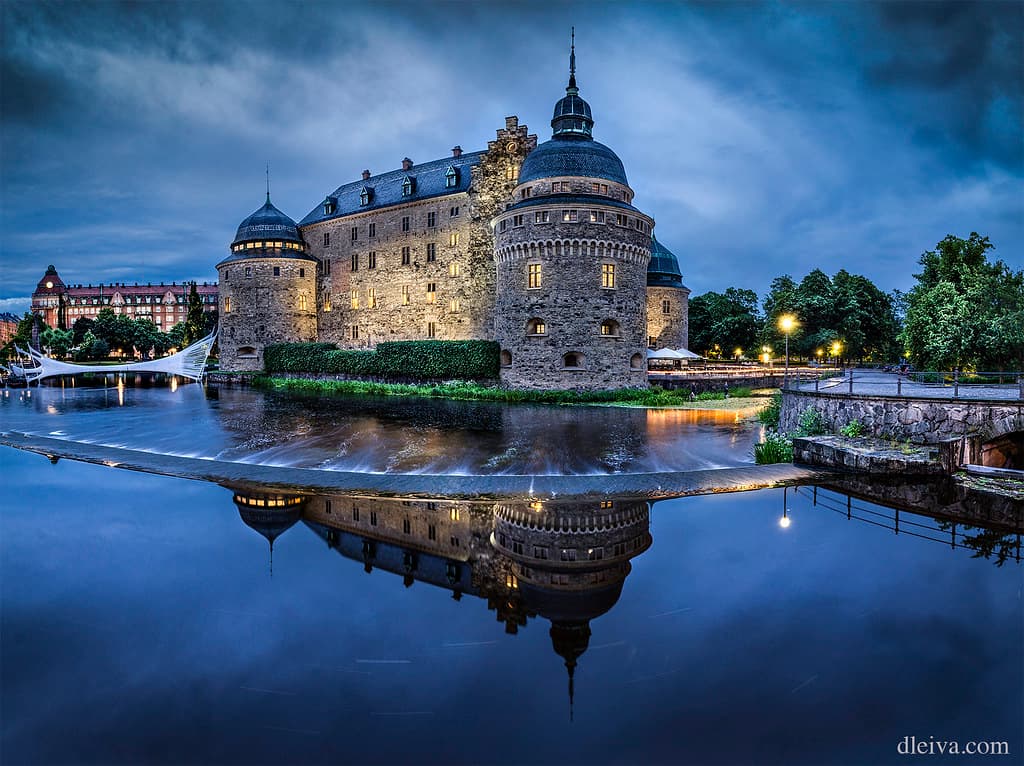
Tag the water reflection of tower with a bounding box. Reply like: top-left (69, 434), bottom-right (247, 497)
top-left (230, 488), bottom-right (307, 575)
top-left (491, 500), bottom-right (652, 718)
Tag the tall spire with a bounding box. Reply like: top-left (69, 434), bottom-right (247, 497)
top-left (265, 163), bottom-right (271, 204)
top-left (568, 26), bottom-right (577, 91)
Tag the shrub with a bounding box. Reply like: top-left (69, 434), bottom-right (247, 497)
top-left (264, 342), bottom-right (339, 373)
top-left (754, 431), bottom-right (793, 464)
top-left (758, 391), bottom-right (782, 428)
top-left (263, 340), bottom-right (500, 380)
top-left (796, 407), bottom-right (827, 437)
top-left (840, 420), bottom-right (866, 437)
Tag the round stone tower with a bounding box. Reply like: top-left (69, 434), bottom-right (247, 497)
top-left (646, 235), bottom-right (691, 350)
top-left (493, 41), bottom-right (653, 390)
top-left (217, 194), bottom-right (318, 372)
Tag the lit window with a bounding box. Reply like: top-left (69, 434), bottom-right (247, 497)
top-left (527, 318), bottom-right (545, 335)
top-left (367, 287), bottom-right (376, 308)
top-left (535, 211), bottom-right (549, 223)
top-left (449, 232), bottom-right (459, 247)
top-left (662, 299), bottom-right (671, 314)
top-left (323, 294), bottom-right (332, 312)
top-left (402, 285), bottom-right (410, 305)
top-left (601, 319), bottom-right (620, 336)
top-left (427, 211), bottom-right (436, 227)
top-left (368, 251), bottom-right (377, 269)
top-left (427, 244), bottom-right (437, 262)
top-left (449, 298), bottom-right (460, 312)
top-left (562, 210), bottom-right (578, 222)
top-left (616, 214), bottom-right (627, 226)
top-left (590, 210), bottom-right (604, 223)
top-left (298, 294), bottom-right (308, 311)
top-left (426, 283), bottom-right (436, 303)
top-left (402, 216), bottom-right (410, 232)
top-left (350, 290), bottom-right (359, 310)
top-left (427, 321), bottom-right (437, 338)
top-left (401, 246), bottom-right (411, 265)
top-left (445, 166), bottom-right (458, 188)
top-left (448, 261), bottom-right (460, 277)
top-left (528, 263), bottom-right (541, 289)
top-left (601, 263), bottom-right (616, 288)
top-left (224, 296), bottom-right (231, 313)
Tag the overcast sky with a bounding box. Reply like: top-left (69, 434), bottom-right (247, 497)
top-left (1, 0), bottom-right (1021, 315)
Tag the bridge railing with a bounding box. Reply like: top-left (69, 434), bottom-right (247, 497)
top-left (783, 367), bottom-right (1024, 400)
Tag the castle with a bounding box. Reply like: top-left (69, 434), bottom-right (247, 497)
top-left (217, 42), bottom-right (689, 390)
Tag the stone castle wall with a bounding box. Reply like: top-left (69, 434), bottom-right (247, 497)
top-left (301, 118), bottom-right (536, 349)
top-left (646, 286), bottom-right (689, 350)
top-left (217, 256), bottom-right (317, 372)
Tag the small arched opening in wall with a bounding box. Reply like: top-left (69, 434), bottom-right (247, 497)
top-left (500, 350), bottom-right (513, 367)
top-left (980, 431), bottom-right (1024, 470)
top-left (600, 319), bottom-right (621, 337)
top-left (562, 351), bottom-right (585, 370)
top-left (237, 346), bottom-right (258, 359)
top-left (630, 352), bottom-right (645, 371)
top-left (526, 318), bottom-right (547, 335)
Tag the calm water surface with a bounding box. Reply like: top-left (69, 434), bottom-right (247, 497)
top-left (1, 384), bottom-right (1021, 765)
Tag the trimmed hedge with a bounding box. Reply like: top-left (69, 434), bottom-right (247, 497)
top-left (262, 340), bottom-right (500, 381)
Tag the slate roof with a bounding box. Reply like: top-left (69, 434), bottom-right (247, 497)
top-left (233, 197), bottom-right (304, 246)
top-left (647, 235), bottom-right (687, 289)
top-left (300, 151), bottom-right (485, 227)
top-left (518, 137), bottom-right (628, 186)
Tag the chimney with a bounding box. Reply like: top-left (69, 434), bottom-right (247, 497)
top-left (452, 146), bottom-right (462, 158)
top-left (402, 157), bottom-right (413, 171)
top-left (362, 169), bottom-right (371, 180)
top-left (505, 116), bottom-right (518, 130)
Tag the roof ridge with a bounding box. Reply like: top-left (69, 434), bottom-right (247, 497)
top-left (326, 150), bottom-right (485, 198)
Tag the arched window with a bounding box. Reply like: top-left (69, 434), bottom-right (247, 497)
top-left (562, 351), bottom-right (584, 370)
top-left (237, 346), bottom-right (257, 359)
top-left (600, 319), bottom-right (620, 337)
top-left (527, 318), bottom-right (546, 335)
top-left (630, 353), bottom-right (645, 370)
top-left (500, 350), bottom-right (513, 367)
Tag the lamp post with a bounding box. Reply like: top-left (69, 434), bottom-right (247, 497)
top-left (778, 314), bottom-right (796, 388)
top-left (831, 341), bottom-right (841, 369)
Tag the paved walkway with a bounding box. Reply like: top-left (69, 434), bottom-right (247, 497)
top-left (791, 370), bottom-right (1024, 401)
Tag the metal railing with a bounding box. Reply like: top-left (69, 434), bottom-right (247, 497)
top-left (783, 367), bottom-right (1024, 401)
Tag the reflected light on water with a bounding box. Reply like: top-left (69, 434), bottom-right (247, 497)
top-left (779, 515), bottom-right (792, 529)
top-left (170, 377), bottom-right (178, 393)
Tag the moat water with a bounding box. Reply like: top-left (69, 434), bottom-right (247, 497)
top-left (1, 382), bottom-right (1021, 765)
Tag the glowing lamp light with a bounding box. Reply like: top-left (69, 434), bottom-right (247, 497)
top-left (778, 314), bottom-right (796, 334)
top-left (779, 516), bottom-right (792, 529)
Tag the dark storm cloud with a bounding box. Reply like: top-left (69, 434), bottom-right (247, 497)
top-left (0, 0), bottom-right (1020, 312)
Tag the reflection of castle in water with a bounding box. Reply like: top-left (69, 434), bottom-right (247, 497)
top-left (229, 485), bottom-right (652, 715)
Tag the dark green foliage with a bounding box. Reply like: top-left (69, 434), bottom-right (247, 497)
top-left (263, 340), bottom-right (500, 380)
top-left (754, 431), bottom-right (793, 464)
top-left (183, 282), bottom-right (206, 345)
top-left (758, 391), bottom-right (782, 428)
top-left (689, 288), bottom-right (761, 358)
top-left (796, 407), bottom-right (827, 436)
top-left (71, 317), bottom-right (94, 346)
top-left (840, 420), bottom-right (866, 437)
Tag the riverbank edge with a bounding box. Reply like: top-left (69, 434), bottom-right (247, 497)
top-left (1, 431), bottom-right (828, 500)
top-left (209, 372), bottom-right (770, 409)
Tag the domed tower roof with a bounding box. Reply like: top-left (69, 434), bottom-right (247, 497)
top-left (518, 31), bottom-right (628, 187)
top-left (35, 265), bottom-right (66, 294)
top-left (647, 235), bottom-right (686, 288)
top-left (232, 194), bottom-right (304, 247)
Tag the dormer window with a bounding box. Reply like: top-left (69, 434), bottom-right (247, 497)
top-left (445, 166), bottom-right (458, 188)
top-left (324, 197), bottom-right (336, 215)
top-left (402, 176), bottom-right (416, 196)
top-left (360, 186), bottom-right (373, 206)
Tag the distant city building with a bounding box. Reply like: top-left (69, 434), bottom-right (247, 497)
top-left (218, 41), bottom-right (690, 390)
top-left (0, 312), bottom-right (20, 345)
top-left (31, 265), bottom-right (218, 330)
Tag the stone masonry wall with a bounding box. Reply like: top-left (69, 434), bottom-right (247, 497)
top-left (301, 117), bottom-right (535, 349)
top-left (218, 256), bottom-right (318, 372)
top-left (781, 390), bottom-right (1024, 459)
top-left (646, 286), bottom-right (689, 350)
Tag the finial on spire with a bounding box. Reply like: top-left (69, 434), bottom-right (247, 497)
top-left (266, 162), bottom-right (271, 203)
top-left (568, 27), bottom-right (577, 91)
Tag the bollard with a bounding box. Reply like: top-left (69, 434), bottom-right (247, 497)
top-left (815, 377), bottom-right (819, 392)
top-left (848, 368), bottom-right (853, 394)
top-left (897, 376), bottom-right (902, 396)
top-left (953, 368), bottom-right (959, 399)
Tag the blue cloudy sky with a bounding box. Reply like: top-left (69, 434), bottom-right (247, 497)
top-left (1, 0), bottom-right (1020, 314)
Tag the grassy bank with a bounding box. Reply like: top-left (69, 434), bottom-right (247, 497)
top-left (255, 375), bottom-right (769, 408)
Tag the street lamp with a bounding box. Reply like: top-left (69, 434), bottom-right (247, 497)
top-left (778, 314), bottom-right (797, 387)
top-left (734, 347), bottom-right (743, 362)
top-left (816, 348), bottom-right (823, 366)
top-left (831, 341), bottom-right (841, 368)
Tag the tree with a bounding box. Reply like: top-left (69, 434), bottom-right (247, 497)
top-left (40, 327), bottom-right (73, 358)
top-left (902, 233), bottom-right (1024, 370)
top-left (183, 282), bottom-right (205, 345)
top-left (131, 319), bottom-right (160, 359)
top-left (1, 313), bottom-right (38, 361)
top-left (71, 317), bottom-right (95, 347)
top-left (91, 308), bottom-right (136, 356)
top-left (689, 288), bottom-right (761, 358)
